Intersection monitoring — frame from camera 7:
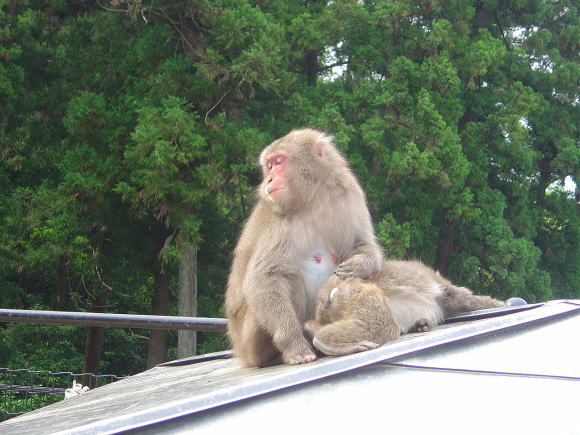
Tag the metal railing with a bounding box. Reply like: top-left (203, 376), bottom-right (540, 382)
top-left (0, 309), bottom-right (228, 421)
top-left (0, 309), bottom-right (228, 331)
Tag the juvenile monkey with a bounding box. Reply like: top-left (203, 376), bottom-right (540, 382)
top-left (304, 278), bottom-right (400, 356)
top-left (306, 260), bottom-right (505, 356)
top-left (225, 129), bottom-right (383, 367)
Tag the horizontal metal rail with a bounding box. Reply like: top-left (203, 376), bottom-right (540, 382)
top-left (0, 309), bottom-right (228, 332)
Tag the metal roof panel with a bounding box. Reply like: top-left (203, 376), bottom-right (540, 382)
top-left (1, 300), bottom-right (578, 434)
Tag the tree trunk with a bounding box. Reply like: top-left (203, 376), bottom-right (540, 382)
top-left (305, 49), bottom-right (318, 85)
top-left (82, 228), bottom-right (107, 387)
top-left (146, 267), bottom-right (171, 368)
top-left (55, 254), bottom-right (68, 311)
top-left (435, 223), bottom-right (455, 276)
top-left (177, 239), bottom-right (197, 359)
top-left (82, 295), bottom-right (105, 388)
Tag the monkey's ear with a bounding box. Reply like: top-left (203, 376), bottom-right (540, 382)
top-left (316, 133), bottom-right (333, 159)
top-left (329, 287), bottom-right (339, 301)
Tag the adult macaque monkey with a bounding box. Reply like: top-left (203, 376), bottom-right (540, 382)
top-left (306, 260), bottom-right (506, 356)
top-left (225, 129), bottom-right (383, 367)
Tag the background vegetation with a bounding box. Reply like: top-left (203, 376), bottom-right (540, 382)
top-left (0, 0), bottom-right (577, 378)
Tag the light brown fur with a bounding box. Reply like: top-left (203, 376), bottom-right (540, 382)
top-left (304, 279), bottom-right (400, 356)
top-left (307, 260), bottom-right (505, 356)
top-left (224, 129), bottom-right (383, 367)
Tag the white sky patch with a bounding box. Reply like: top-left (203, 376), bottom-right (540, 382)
top-left (320, 41), bottom-right (346, 82)
top-left (519, 117), bottom-right (530, 129)
top-left (547, 176), bottom-right (577, 198)
top-left (564, 176), bottom-right (576, 193)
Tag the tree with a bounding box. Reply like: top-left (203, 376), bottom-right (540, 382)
top-left (277, 0), bottom-right (578, 302)
top-left (0, 0), bottom-right (577, 382)
top-left (117, 97), bottom-right (214, 359)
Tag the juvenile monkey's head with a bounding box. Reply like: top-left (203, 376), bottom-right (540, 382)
top-left (258, 129), bottom-right (350, 215)
top-left (314, 275), bottom-right (382, 324)
top-left (308, 275), bottom-right (399, 357)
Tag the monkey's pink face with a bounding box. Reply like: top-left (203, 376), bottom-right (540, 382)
top-left (263, 152), bottom-right (289, 199)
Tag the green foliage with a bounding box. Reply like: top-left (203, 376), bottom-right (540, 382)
top-left (376, 213), bottom-right (412, 259)
top-left (0, 322), bottom-right (84, 372)
top-left (0, 0), bottom-right (577, 383)
top-left (119, 96), bottom-right (211, 217)
top-left (536, 190), bottom-right (580, 299)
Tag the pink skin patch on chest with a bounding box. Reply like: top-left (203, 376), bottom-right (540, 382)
top-left (314, 253), bottom-right (339, 265)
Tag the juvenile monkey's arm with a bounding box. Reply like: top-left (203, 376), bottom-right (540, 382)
top-left (304, 319), bottom-right (322, 341)
top-left (312, 319), bottom-right (380, 356)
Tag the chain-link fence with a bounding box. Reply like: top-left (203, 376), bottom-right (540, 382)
top-left (0, 368), bottom-right (125, 421)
